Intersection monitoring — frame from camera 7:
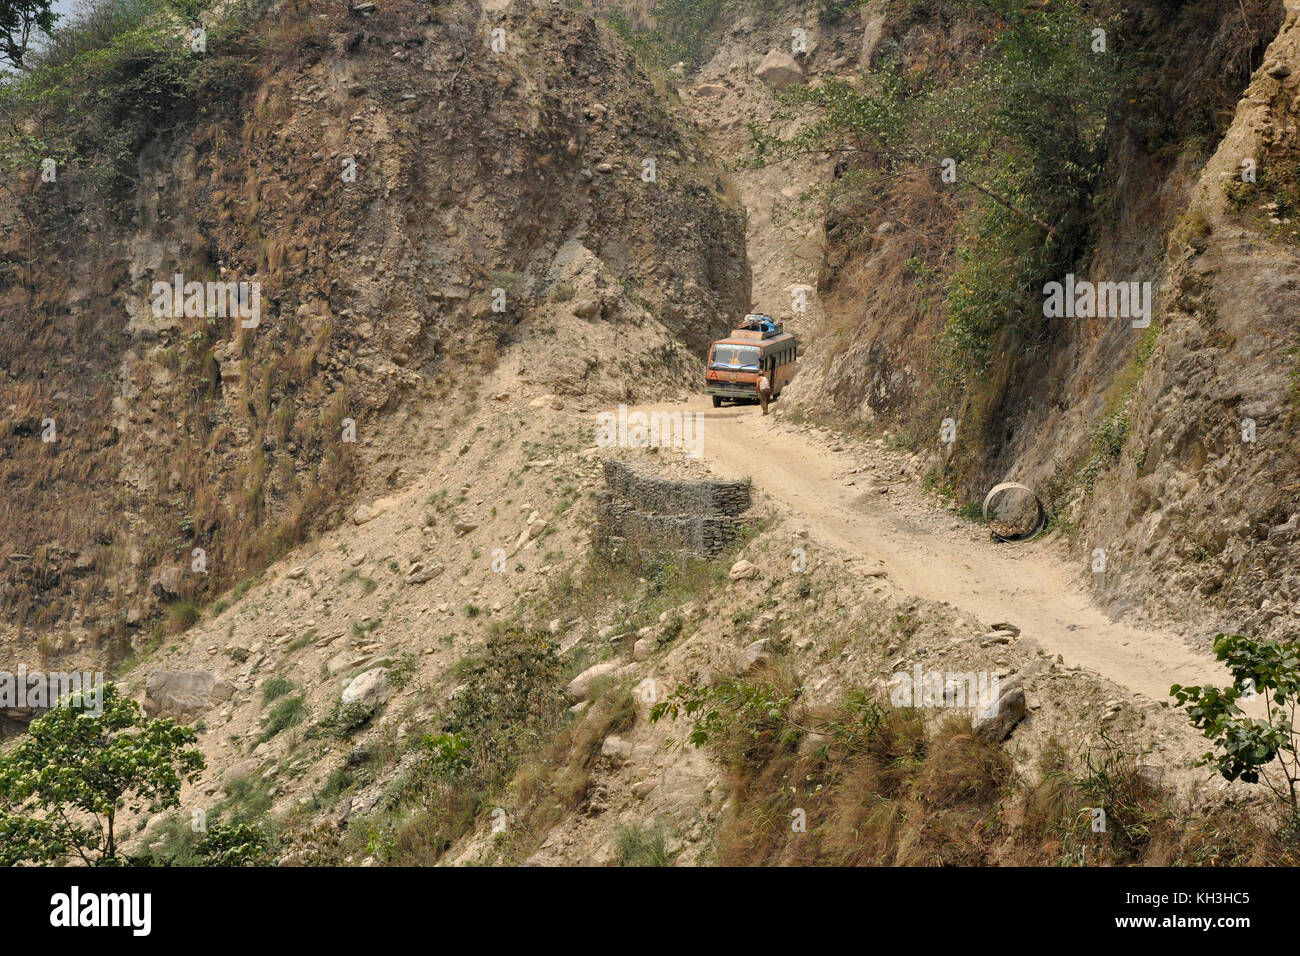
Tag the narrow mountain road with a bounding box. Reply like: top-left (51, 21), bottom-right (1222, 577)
top-left (663, 37), bottom-right (1233, 713)
top-left (636, 397), bottom-right (1229, 706)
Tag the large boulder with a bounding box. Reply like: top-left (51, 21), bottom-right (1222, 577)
top-left (755, 50), bottom-right (806, 89)
top-left (565, 661), bottom-right (621, 703)
top-left (737, 638), bottom-right (772, 673)
top-left (971, 676), bottom-right (1026, 742)
top-left (148, 564), bottom-right (182, 600)
top-left (144, 670), bottom-right (235, 719)
top-left (729, 559), bottom-right (758, 582)
top-left (406, 561), bottom-right (444, 586)
top-left (341, 667), bottom-right (390, 711)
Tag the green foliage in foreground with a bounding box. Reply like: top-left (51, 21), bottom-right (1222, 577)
top-left (0, 684), bottom-right (204, 865)
top-left (1173, 634), bottom-right (1300, 812)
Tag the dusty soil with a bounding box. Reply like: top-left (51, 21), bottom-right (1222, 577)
top-left (632, 397), bottom-right (1230, 706)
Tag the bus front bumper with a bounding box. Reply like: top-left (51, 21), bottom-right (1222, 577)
top-left (706, 383), bottom-right (759, 399)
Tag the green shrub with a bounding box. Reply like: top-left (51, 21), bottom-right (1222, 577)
top-left (148, 816), bottom-right (271, 866)
top-left (355, 627), bottom-right (568, 865)
top-left (614, 821), bottom-right (676, 866)
top-left (421, 732), bottom-right (472, 778)
top-left (317, 700), bottom-right (373, 739)
top-left (749, 0), bottom-right (1128, 455)
top-left (1, 0), bottom-right (259, 212)
top-left (818, 0), bottom-right (866, 24)
top-left (166, 598), bottom-right (200, 632)
top-left (607, 0), bottom-right (729, 72)
top-left (388, 652), bottom-right (418, 690)
top-left (260, 675), bottom-right (294, 705)
top-left (193, 820), bottom-right (271, 865)
top-left (258, 694), bottom-right (306, 742)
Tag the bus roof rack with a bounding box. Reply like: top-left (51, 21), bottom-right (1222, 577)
top-left (736, 314), bottom-right (783, 338)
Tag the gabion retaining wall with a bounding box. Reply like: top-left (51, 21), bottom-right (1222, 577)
top-left (596, 460), bottom-right (751, 558)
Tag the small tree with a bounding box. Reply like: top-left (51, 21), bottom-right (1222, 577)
top-left (0, 0), bottom-right (57, 69)
top-left (0, 683), bottom-right (205, 865)
top-left (1172, 633), bottom-right (1300, 812)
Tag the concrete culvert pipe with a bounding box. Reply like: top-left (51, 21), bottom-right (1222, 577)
top-left (982, 482), bottom-right (1046, 542)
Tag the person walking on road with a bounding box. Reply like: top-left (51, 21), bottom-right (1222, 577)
top-left (757, 369), bottom-right (772, 416)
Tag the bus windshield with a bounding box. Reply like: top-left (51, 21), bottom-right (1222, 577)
top-left (710, 345), bottom-right (761, 371)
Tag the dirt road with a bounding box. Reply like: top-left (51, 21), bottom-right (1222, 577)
top-left (665, 36), bottom-right (1233, 713)
top-left (638, 397), bottom-right (1229, 705)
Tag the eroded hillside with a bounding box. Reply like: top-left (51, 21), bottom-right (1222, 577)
top-left (0, 0), bottom-right (748, 667)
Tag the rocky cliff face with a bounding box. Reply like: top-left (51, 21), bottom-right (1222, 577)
top-left (0, 0), bottom-right (749, 663)
top-left (1079, 1), bottom-right (1300, 637)
top-left (778, 0), bottom-right (1297, 641)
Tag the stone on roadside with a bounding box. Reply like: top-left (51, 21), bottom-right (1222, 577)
top-left (755, 49), bottom-right (806, 89)
top-left (729, 559), bottom-right (758, 582)
top-left (972, 676), bottom-right (1026, 742)
top-left (341, 667), bottom-right (390, 711)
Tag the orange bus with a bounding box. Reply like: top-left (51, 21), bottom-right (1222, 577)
top-left (705, 316), bottom-right (798, 408)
